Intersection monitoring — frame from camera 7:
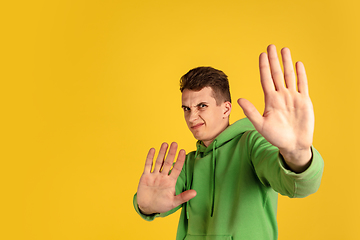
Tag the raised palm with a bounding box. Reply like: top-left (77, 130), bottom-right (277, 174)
top-left (238, 45), bottom-right (314, 170)
top-left (136, 142), bottom-right (196, 214)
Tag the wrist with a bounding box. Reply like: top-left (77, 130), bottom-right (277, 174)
top-left (138, 204), bottom-right (156, 216)
top-left (279, 147), bottom-right (312, 173)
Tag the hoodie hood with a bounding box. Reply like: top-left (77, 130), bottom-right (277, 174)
top-left (187, 118), bottom-right (255, 218)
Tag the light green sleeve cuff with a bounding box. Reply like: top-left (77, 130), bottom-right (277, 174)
top-left (278, 146), bottom-right (324, 198)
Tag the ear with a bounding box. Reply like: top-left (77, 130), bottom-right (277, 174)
top-left (223, 101), bottom-right (232, 118)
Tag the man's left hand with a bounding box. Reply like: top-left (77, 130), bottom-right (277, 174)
top-left (238, 44), bottom-right (313, 173)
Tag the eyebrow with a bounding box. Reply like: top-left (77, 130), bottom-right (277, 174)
top-left (181, 102), bottom-right (209, 108)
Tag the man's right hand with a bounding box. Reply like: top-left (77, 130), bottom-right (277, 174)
top-left (136, 142), bottom-right (197, 215)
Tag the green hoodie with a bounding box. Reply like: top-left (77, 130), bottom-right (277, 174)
top-left (133, 118), bottom-right (324, 240)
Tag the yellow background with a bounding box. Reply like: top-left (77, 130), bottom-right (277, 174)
top-left (1, 0), bottom-right (359, 239)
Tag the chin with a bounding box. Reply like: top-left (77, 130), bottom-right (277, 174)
top-left (194, 136), bottom-right (208, 143)
top-left (192, 134), bottom-right (204, 141)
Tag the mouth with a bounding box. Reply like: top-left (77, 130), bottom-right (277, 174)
top-left (191, 123), bottom-right (204, 130)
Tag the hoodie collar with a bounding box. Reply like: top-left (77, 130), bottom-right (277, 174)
top-left (195, 118), bottom-right (255, 155)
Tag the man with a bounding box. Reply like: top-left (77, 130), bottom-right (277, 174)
top-left (133, 45), bottom-right (324, 239)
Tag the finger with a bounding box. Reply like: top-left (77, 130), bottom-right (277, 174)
top-left (153, 142), bottom-right (168, 172)
top-left (169, 149), bottom-right (186, 180)
top-left (173, 189), bottom-right (197, 207)
top-left (161, 142), bottom-right (178, 174)
top-left (267, 44), bottom-right (285, 91)
top-left (144, 148), bottom-right (155, 173)
top-left (296, 61), bottom-right (309, 95)
top-left (259, 52), bottom-right (276, 95)
top-left (237, 98), bottom-right (263, 130)
top-left (281, 47), bottom-right (296, 90)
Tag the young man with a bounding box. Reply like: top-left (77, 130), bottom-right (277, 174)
top-left (133, 45), bottom-right (324, 240)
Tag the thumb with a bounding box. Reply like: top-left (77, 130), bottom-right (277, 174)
top-left (237, 98), bottom-right (263, 130)
top-left (173, 189), bottom-right (197, 207)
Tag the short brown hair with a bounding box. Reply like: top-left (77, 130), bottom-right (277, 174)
top-left (180, 66), bottom-right (231, 105)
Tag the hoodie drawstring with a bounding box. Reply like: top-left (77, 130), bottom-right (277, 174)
top-left (210, 140), bottom-right (217, 217)
top-left (186, 145), bottom-right (200, 219)
top-left (194, 145), bottom-right (200, 160)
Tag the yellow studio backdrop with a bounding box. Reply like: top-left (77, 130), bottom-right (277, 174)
top-left (1, 0), bottom-right (359, 239)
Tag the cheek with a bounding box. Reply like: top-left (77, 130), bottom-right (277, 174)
top-left (201, 109), bottom-right (213, 120)
top-left (204, 108), bottom-right (221, 124)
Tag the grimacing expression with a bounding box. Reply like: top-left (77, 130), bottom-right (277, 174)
top-left (181, 87), bottom-right (231, 146)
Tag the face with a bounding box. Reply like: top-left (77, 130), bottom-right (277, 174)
top-left (181, 87), bottom-right (231, 147)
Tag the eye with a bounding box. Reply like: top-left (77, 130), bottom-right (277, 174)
top-left (200, 104), bottom-right (207, 108)
top-left (182, 107), bottom-right (190, 111)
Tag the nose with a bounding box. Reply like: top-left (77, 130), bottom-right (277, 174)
top-left (188, 109), bottom-right (199, 123)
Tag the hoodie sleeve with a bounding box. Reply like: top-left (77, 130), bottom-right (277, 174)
top-left (246, 130), bottom-right (324, 198)
top-left (133, 157), bottom-right (188, 221)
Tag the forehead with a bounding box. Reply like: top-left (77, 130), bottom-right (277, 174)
top-left (181, 87), bottom-right (216, 104)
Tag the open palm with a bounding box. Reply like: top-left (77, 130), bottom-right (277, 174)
top-left (136, 142), bottom-right (196, 215)
top-left (238, 45), bottom-right (314, 168)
